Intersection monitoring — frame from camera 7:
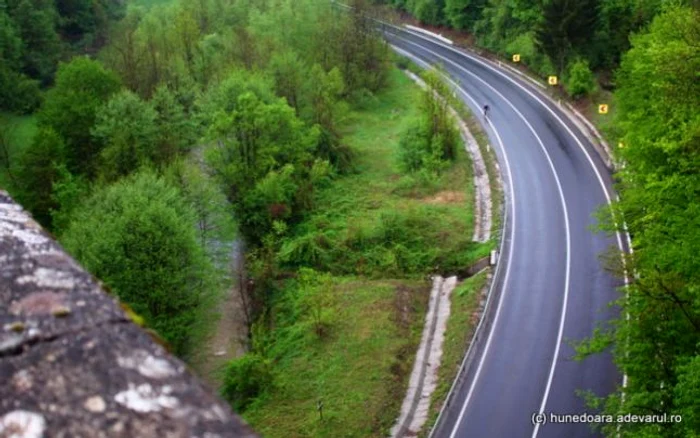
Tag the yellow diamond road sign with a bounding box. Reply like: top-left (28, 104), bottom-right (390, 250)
top-left (548, 76), bottom-right (558, 85)
top-left (598, 104), bottom-right (609, 114)
top-left (512, 54), bottom-right (521, 62)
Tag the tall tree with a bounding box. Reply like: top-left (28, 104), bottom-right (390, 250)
top-left (206, 92), bottom-right (318, 241)
top-left (444, 0), bottom-right (488, 31)
top-left (408, 0), bottom-right (446, 25)
top-left (305, 64), bottom-right (352, 173)
top-left (151, 85), bottom-right (197, 163)
top-left (101, 8), bottom-right (145, 94)
top-left (61, 171), bottom-right (213, 356)
top-left (268, 50), bottom-right (305, 113)
top-left (92, 89), bottom-right (159, 181)
top-left (13, 128), bottom-right (66, 228)
top-left (535, 0), bottom-right (599, 74)
top-left (38, 57), bottom-right (121, 177)
top-left (10, 0), bottom-right (63, 83)
top-left (0, 10), bottom-right (40, 113)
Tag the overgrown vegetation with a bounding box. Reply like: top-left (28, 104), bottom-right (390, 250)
top-left (221, 69), bottom-right (491, 436)
top-left (578, 7), bottom-right (700, 436)
top-left (375, 0), bottom-right (696, 98)
top-left (0, 0), bottom-right (392, 362)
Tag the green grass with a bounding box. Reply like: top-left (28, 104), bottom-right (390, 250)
top-left (420, 271), bottom-right (489, 437)
top-left (239, 69), bottom-right (493, 437)
top-left (245, 278), bottom-right (428, 437)
top-left (279, 69), bottom-right (493, 277)
top-left (0, 113), bottom-right (38, 190)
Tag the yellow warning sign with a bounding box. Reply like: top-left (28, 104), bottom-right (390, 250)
top-left (598, 104), bottom-right (609, 114)
top-left (512, 54), bottom-right (521, 62)
top-left (548, 76), bottom-right (558, 85)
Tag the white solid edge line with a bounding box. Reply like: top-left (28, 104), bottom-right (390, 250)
top-left (390, 34), bottom-right (573, 438)
top-left (395, 26), bottom-right (628, 255)
top-left (387, 44), bottom-right (518, 438)
top-left (391, 26), bottom-right (633, 434)
top-left (388, 45), bottom-right (515, 438)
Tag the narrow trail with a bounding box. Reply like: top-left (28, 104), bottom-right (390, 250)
top-left (189, 146), bottom-right (251, 389)
top-left (197, 238), bottom-right (250, 389)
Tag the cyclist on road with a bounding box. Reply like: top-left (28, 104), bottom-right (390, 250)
top-left (483, 104), bottom-right (490, 118)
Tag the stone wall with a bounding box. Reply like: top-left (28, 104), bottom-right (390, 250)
top-left (0, 191), bottom-right (257, 438)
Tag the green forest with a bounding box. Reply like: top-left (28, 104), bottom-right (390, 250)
top-left (1, 0), bottom-right (484, 435)
top-left (1, 0), bottom-right (699, 436)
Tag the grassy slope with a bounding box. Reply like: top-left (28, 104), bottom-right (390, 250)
top-left (0, 113), bottom-right (38, 190)
top-left (242, 69), bottom-right (491, 437)
top-left (282, 69), bottom-right (492, 278)
top-left (247, 278), bottom-right (427, 438)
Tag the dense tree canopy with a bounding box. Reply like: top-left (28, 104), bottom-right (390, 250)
top-left (38, 57), bottom-right (121, 176)
top-left (61, 171), bottom-right (213, 356)
top-left (535, 0), bottom-right (599, 74)
top-left (377, 0), bottom-right (689, 89)
top-left (584, 7), bottom-right (700, 436)
top-left (92, 89), bottom-right (159, 181)
top-left (0, 0), bottom-right (123, 112)
top-left (2, 0), bottom-right (392, 352)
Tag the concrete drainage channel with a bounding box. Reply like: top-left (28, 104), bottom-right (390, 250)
top-left (391, 69), bottom-right (500, 437)
top-left (391, 276), bottom-right (457, 437)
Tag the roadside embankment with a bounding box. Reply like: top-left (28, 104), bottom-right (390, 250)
top-left (238, 68), bottom-right (492, 437)
top-left (390, 62), bottom-right (504, 438)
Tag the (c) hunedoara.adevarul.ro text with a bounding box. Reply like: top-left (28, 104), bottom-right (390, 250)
top-left (531, 412), bottom-right (682, 426)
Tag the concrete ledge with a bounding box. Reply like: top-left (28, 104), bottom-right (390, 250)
top-left (405, 25), bottom-right (453, 45)
top-left (0, 191), bottom-right (257, 437)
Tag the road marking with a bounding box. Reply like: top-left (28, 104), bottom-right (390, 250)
top-left (395, 30), bottom-right (636, 412)
top-left (389, 45), bottom-right (517, 438)
top-left (389, 33), bottom-right (574, 438)
top-left (394, 27), bottom-right (627, 252)
top-left (390, 26), bottom-right (634, 434)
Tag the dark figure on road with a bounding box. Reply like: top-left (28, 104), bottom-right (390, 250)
top-left (483, 104), bottom-right (490, 118)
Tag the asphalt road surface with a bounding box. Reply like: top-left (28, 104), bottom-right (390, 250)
top-left (384, 26), bottom-right (624, 438)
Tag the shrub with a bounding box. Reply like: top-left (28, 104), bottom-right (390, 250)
top-left (61, 171), bottom-right (212, 355)
top-left (398, 125), bottom-right (430, 173)
top-left (221, 353), bottom-right (274, 412)
top-left (0, 70), bottom-right (42, 114)
top-left (565, 59), bottom-right (597, 99)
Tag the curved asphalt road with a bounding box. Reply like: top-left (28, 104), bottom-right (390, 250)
top-left (384, 27), bottom-right (623, 438)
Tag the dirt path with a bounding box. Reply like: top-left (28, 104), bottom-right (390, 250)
top-left (197, 239), bottom-right (250, 389)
